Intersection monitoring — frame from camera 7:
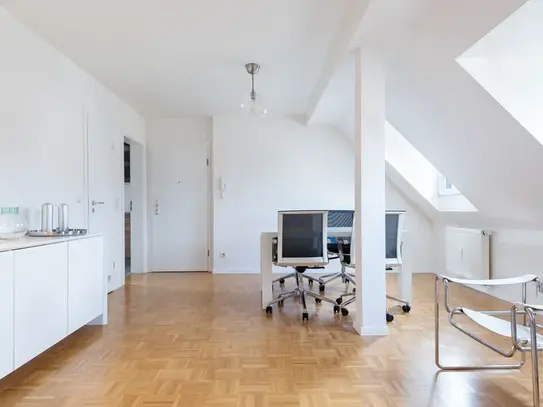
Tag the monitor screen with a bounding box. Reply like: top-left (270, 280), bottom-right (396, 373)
top-left (281, 213), bottom-right (324, 258)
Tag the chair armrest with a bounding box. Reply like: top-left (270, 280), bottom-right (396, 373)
top-left (438, 274), bottom-right (538, 287)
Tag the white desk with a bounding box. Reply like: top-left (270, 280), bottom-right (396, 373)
top-left (260, 231), bottom-right (412, 309)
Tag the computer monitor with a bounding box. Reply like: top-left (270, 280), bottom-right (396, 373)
top-left (277, 210), bottom-right (328, 267)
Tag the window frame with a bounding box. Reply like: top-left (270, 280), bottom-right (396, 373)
top-left (438, 174), bottom-right (460, 196)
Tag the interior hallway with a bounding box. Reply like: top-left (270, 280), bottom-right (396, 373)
top-left (0, 273), bottom-right (537, 407)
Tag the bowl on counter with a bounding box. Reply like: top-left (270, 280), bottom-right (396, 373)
top-left (0, 207), bottom-right (28, 240)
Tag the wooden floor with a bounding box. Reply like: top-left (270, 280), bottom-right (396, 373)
top-left (0, 273), bottom-right (539, 406)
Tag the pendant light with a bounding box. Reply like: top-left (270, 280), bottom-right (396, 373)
top-left (240, 62), bottom-right (267, 118)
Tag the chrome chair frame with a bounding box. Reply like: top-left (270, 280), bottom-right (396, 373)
top-left (333, 239), bottom-right (397, 321)
top-left (319, 262), bottom-right (356, 286)
top-left (272, 271), bottom-right (322, 287)
top-left (435, 274), bottom-right (543, 407)
top-left (267, 269), bottom-right (337, 321)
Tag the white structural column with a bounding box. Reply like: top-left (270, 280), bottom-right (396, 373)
top-left (353, 47), bottom-right (388, 336)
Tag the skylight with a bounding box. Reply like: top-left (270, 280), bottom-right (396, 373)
top-left (385, 122), bottom-right (477, 212)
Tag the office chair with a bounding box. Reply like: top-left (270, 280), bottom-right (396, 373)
top-left (435, 274), bottom-right (543, 407)
top-left (332, 210), bottom-right (413, 322)
top-left (319, 210), bottom-right (356, 288)
top-left (266, 210), bottom-right (337, 321)
top-left (332, 238), bottom-right (395, 322)
top-left (271, 236), bottom-right (326, 292)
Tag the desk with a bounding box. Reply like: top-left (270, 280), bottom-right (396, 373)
top-left (260, 231), bottom-right (412, 310)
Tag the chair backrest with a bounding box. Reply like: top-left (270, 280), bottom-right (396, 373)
top-left (328, 210), bottom-right (355, 230)
top-left (339, 211), bottom-right (405, 266)
top-left (276, 210), bottom-right (329, 267)
top-left (327, 210), bottom-right (354, 258)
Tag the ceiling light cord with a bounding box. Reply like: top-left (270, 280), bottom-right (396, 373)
top-left (251, 73), bottom-right (256, 101)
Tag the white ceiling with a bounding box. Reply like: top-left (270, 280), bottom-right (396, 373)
top-left (460, 0), bottom-right (543, 58)
top-left (4, 0), bottom-right (355, 117)
top-left (311, 0), bottom-right (529, 131)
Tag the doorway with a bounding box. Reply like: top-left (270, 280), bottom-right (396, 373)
top-left (123, 137), bottom-right (145, 277)
top-left (149, 126), bottom-right (209, 272)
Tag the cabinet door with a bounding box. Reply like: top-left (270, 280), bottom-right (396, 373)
top-left (14, 243), bottom-right (68, 368)
top-left (0, 251), bottom-right (14, 379)
top-left (68, 237), bottom-right (104, 334)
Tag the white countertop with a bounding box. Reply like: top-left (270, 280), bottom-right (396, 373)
top-left (0, 233), bottom-right (103, 253)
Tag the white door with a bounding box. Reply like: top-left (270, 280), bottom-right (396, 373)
top-left (150, 128), bottom-right (208, 272)
top-left (86, 101), bottom-right (122, 292)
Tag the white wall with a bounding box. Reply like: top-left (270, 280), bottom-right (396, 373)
top-left (386, 180), bottom-right (436, 273)
top-left (210, 115), bottom-right (435, 274)
top-left (0, 8), bottom-right (145, 287)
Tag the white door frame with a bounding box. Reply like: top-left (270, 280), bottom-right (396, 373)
top-left (122, 136), bottom-right (147, 278)
top-left (206, 141), bottom-right (213, 273)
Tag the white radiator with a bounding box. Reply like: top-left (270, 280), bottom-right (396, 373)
top-left (445, 227), bottom-right (491, 280)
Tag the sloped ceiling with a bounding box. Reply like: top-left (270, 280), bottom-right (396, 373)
top-left (313, 0), bottom-right (543, 227)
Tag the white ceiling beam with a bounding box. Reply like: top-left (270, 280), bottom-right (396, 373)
top-left (304, 0), bottom-right (370, 125)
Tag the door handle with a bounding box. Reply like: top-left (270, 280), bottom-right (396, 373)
top-left (92, 200), bottom-right (105, 206)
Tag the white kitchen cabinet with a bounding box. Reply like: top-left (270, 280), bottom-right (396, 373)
top-left (0, 251), bottom-right (14, 379)
top-left (68, 236), bottom-right (104, 334)
top-left (14, 243), bottom-right (68, 368)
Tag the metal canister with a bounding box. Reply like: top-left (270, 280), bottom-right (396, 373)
top-left (58, 203), bottom-right (69, 232)
top-left (41, 203), bottom-right (54, 232)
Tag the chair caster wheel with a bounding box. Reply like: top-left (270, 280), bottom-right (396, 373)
top-left (336, 297), bottom-right (343, 305)
top-left (279, 278), bottom-right (285, 285)
top-left (315, 298), bottom-right (322, 304)
top-left (402, 304), bottom-right (411, 313)
top-left (386, 313), bottom-right (394, 323)
top-left (278, 300), bottom-right (284, 307)
top-left (319, 284), bottom-right (325, 293)
top-left (334, 305), bottom-right (340, 314)
top-left (266, 306), bottom-right (273, 314)
top-left (302, 312), bottom-right (309, 321)
top-left (341, 308), bottom-right (349, 316)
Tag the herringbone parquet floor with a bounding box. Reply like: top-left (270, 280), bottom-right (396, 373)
top-left (0, 273), bottom-right (539, 406)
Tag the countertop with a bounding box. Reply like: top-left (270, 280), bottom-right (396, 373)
top-left (0, 233), bottom-right (103, 253)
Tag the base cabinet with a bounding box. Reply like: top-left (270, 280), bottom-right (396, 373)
top-left (0, 235), bottom-right (105, 374)
top-left (14, 243), bottom-right (68, 369)
top-left (68, 237), bottom-right (104, 334)
top-left (0, 252), bottom-right (14, 380)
